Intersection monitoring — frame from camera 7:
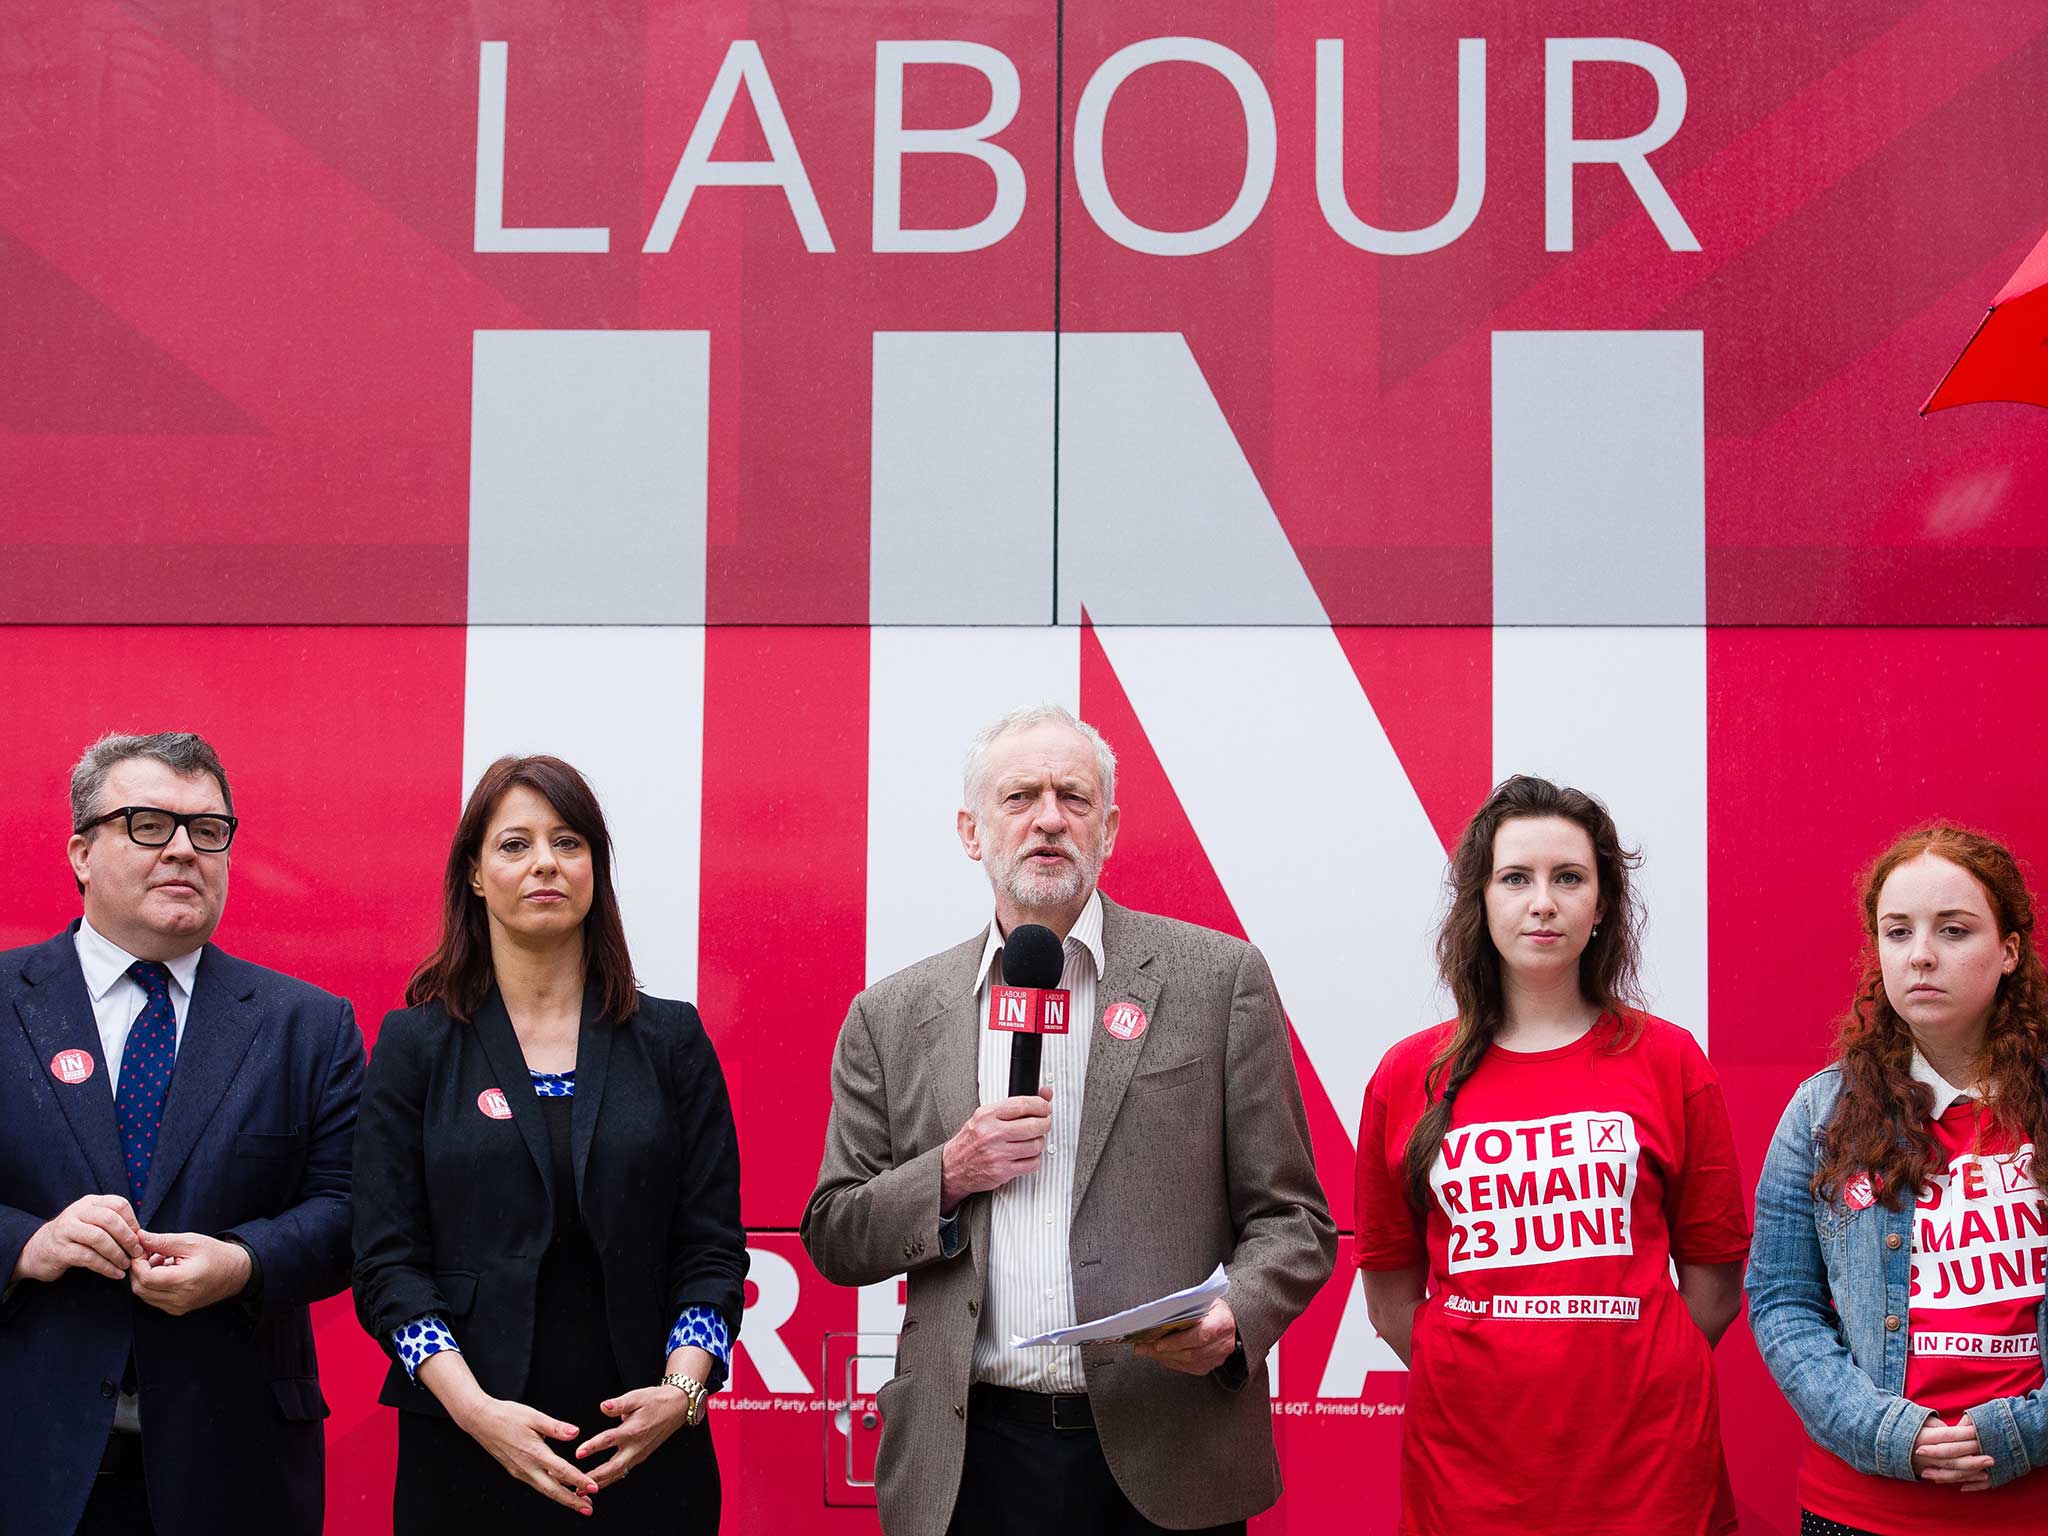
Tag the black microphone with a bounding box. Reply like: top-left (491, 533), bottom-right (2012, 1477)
top-left (1002, 924), bottom-right (1066, 1098)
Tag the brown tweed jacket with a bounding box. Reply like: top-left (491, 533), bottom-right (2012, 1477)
top-left (800, 895), bottom-right (1335, 1535)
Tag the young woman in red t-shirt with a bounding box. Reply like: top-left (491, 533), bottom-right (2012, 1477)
top-left (1748, 825), bottom-right (2048, 1536)
top-left (1355, 774), bottom-right (1751, 1536)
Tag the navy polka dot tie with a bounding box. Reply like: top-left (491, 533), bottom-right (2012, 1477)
top-left (118, 961), bottom-right (178, 1200)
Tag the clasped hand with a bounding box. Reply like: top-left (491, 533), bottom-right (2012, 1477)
top-left (454, 1361), bottom-right (708, 1516)
top-left (12, 1193), bottom-right (248, 1314)
top-left (1912, 1414), bottom-right (1993, 1492)
top-left (575, 1377), bottom-right (696, 1488)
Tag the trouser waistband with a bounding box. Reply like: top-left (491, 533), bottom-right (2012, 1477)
top-left (968, 1382), bottom-right (1095, 1431)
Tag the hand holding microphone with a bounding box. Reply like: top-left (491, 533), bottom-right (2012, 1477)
top-left (939, 924), bottom-right (1067, 1214)
top-left (940, 1087), bottom-right (1052, 1213)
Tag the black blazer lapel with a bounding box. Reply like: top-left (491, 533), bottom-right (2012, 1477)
top-left (13, 935), bottom-right (131, 1200)
top-left (142, 947), bottom-right (265, 1225)
top-left (569, 983), bottom-right (610, 1203)
top-left (472, 988), bottom-right (557, 1212)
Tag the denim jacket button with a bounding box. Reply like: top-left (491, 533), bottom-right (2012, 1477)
top-left (1885, 1314), bottom-right (1902, 1331)
top-left (1886, 1233), bottom-right (1902, 1250)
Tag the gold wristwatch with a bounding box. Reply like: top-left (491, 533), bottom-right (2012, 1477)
top-left (661, 1371), bottom-right (710, 1426)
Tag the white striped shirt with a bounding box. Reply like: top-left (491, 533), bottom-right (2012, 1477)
top-left (969, 892), bottom-right (1104, 1391)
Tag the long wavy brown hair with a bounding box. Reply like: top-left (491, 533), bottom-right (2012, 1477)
top-left (1401, 775), bottom-right (1648, 1208)
top-left (406, 755), bottom-right (640, 1026)
top-left (1812, 824), bottom-right (2048, 1207)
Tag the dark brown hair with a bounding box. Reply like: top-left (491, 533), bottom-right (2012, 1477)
top-left (406, 755), bottom-right (639, 1026)
top-left (1813, 824), bottom-right (2048, 1207)
top-left (1401, 774), bottom-right (1648, 1208)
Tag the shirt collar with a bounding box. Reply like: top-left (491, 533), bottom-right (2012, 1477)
top-left (74, 916), bottom-right (203, 1004)
top-left (974, 890), bottom-right (1107, 990)
top-left (1909, 1050), bottom-right (1978, 1113)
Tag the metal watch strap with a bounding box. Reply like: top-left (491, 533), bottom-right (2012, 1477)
top-left (662, 1371), bottom-right (709, 1426)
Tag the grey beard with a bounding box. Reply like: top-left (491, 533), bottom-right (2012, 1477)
top-left (992, 848), bottom-right (1097, 912)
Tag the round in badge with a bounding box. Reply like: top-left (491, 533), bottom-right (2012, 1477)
top-left (477, 1087), bottom-right (513, 1120)
top-left (50, 1049), bottom-right (96, 1085)
top-left (1102, 1001), bottom-right (1149, 1042)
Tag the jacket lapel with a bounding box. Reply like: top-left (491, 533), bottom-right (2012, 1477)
top-left (569, 983), bottom-right (611, 1202)
top-left (141, 947), bottom-right (266, 1225)
top-left (472, 988), bottom-right (558, 1211)
top-left (1071, 897), bottom-right (1162, 1217)
top-left (13, 933), bottom-right (131, 1200)
top-left (911, 935), bottom-right (988, 1278)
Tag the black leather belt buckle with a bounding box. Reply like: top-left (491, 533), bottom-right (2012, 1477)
top-left (971, 1383), bottom-right (1096, 1432)
top-left (99, 1432), bottom-right (143, 1478)
top-left (1049, 1394), bottom-right (1093, 1431)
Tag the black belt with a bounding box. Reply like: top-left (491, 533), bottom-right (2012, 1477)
top-left (99, 1432), bottom-right (143, 1478)
top-left (968, 1382), bottom-right (1095, 1431)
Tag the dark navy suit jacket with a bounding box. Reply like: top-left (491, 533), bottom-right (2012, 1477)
top-left (0, 924), bottom-right (364, 1536)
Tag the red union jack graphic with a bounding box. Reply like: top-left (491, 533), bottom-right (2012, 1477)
top-left (4, 3), bottom-right (2048, 1534)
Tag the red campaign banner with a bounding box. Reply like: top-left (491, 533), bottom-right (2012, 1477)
top-left (4, 4), bottom-right (2048, 1536)
top-left (4, 2), bottom-right (2045, 624)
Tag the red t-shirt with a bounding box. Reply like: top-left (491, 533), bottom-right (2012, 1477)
top-left (1355, 1014), bottom-right (1749, 1536)
top-left (1799, 1101), bottom-right (2048, 1534)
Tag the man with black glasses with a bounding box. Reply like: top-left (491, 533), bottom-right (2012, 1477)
top-left (0, 732), bottom-right (364, 1536)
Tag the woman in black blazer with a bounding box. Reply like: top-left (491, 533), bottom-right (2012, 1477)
top-left (353, 754), bottom-right (745, 1531)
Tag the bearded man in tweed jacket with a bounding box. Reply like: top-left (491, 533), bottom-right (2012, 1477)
top-left (802, 705), bottom-right (1334, 1536)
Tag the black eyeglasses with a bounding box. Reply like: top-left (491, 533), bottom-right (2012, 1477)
top-left (76, 806), bottom-right (239, 853)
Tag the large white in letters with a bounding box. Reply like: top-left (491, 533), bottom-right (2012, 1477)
top-left (466, 324), bottom-right (1710, 1389)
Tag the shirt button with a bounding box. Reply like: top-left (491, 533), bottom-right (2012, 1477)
top-left (1885, 1314), bottom-right (1901, 1332)
top-left (1885, 1233), bottom-right (1902, 1251)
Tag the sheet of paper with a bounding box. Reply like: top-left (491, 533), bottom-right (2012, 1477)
top-left (1009, 1263), bottom-right (1229, 1349)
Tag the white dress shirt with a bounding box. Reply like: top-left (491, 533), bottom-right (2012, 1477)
top-left (968, 891), bottom-right (1104, 1392)
top-left (73, 917), bottom-right (200, 1096)
top-left (70, 917), bottom-right (201, 1433)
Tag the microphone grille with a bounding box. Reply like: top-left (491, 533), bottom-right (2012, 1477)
top-left (1001, 924), bottom-right (1066, 990)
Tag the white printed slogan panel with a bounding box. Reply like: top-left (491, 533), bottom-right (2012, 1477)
top-left (1909, 1330), bottom-right (2039, 1361)
top-left (1910, 1143), bottom-right (2048, 1312)
top-left (1431, 1112), bottom-right (1642, 1275)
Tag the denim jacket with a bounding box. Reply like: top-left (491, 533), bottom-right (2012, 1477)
top-left (1746, 1065), bottom-right (2048, 1488)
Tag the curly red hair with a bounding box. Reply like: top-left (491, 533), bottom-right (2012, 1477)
top-left (1813, 824), bottom-right (2048, 1207)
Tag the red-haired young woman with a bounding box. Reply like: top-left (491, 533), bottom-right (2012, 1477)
top-left (1354, 775), bottom-right (1750, 1536)
top-left (1749, 825), bottom-right (2048, 1536)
